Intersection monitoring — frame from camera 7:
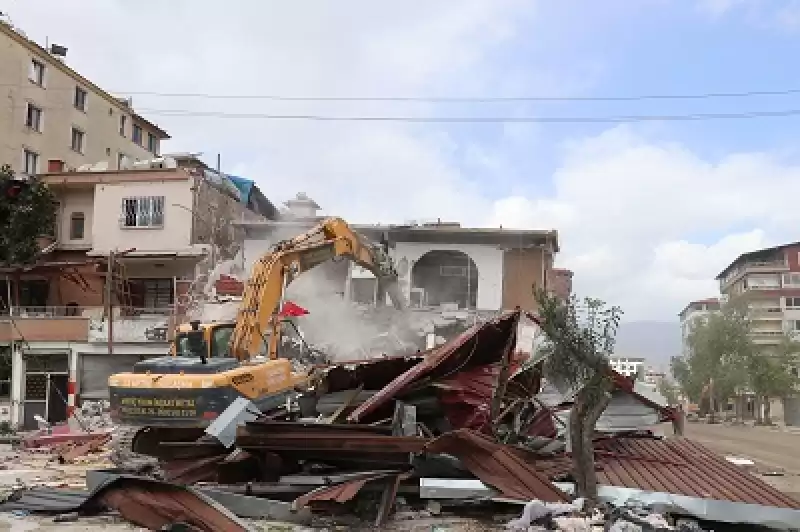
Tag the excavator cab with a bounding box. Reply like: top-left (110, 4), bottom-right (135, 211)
top-left (172, 322), bottom-right (237, 358)
top-left (184, 321), bottom-right (207, 358)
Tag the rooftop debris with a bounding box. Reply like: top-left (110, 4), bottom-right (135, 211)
top-left (2, 309), bottom-right (799, 530)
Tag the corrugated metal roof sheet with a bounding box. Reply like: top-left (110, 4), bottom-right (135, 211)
top-left (425, 429), bottom-right (568, 503)
top-left (596, 437), bottom-right (800, 509)
top-left (293, 470), bottom-right (403, 508)
top-left (349, 311), bottom-right (521, 423)
top-left (538, 437), bottom-right (800, 509)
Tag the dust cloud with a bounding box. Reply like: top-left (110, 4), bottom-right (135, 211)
top-left (191, 218), bottom-right (418, 361)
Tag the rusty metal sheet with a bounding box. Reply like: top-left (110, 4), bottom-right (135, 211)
top-left (435, 361), bottom-right (541, 433)
top-left (95, 476), bottom-right (252, 532)
top-left (161, 455), bottom-right (227, 485)
top-left (314, 354), bottom-right (425, 394)
top-left (349, 310), bottom-right (522, 423)
top-left (593, 437), bottom-right (800, 509)
top-left (292, 470), bottom-right (404, 508)
top-left (237, 419), bottom-right (427, 454)
top-left (425, 429), bottom-right (567, 503)
top-left (57, 433), bottom-right (111, 463)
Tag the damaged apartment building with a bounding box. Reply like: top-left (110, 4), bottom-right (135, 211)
top-left (227, 193), bottom-right (562, 355)
top-left (0, 156), bottom-right (276, 429)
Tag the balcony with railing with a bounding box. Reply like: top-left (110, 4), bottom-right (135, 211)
top-left (745, 259), bottom-right (789, 271)
top-left (720, 258), bottom-right (789, 291)
top-left (0, 305), bottom-right (176, 343)
top-left (749, 306), bottom-right (783, 319)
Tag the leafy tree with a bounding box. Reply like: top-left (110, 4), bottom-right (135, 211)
top-left (748, 333), bottom-right (800, 424)
top-left (0, 165), bottom-right (56, 266)
top-left (670, 355), bottom-right (702, 402)
top-left (657, 378), bottom-right (680, 405)
top-left (535, 289), bottom-right (622, 503)
top-left (680, 297), bottom-right (751, 421)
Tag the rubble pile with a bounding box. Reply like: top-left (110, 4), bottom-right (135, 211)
top-left (75, 400), bottom-right (114, 432)
top-left (1, 310), bottom-right (799, 531)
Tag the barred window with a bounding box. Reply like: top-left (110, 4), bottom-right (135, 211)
top-left (121, 196), bottom-right (165, 228)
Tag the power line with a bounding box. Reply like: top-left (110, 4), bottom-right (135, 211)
top-left (6, 82), bottom-right (800, 102)
top-left (137, 107), bottom-right (800, 123)
top-left (112, 87), bottom-right (800, 102)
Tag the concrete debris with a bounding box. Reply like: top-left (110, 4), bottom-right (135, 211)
top-left (506, 498), bottom-right (585, 531)
top-left (1, 310), bottom-right (796, 530)
top-left (75, 400), bottom-right (115, 432)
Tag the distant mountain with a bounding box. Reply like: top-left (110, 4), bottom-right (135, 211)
top-left (614, 321), bottom-right (681, 372)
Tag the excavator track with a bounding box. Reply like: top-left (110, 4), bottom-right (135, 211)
top-left (110, 424), bottom-right (159, 471)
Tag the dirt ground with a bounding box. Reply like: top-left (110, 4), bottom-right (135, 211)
top-left (682, 421), bottom-right (800, 501)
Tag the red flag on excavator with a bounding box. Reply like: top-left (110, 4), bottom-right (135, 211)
top-left (279, 300), bottom-right (309, 317)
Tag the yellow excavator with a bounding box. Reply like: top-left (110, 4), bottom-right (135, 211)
top-left (108, 217), bottom-right (406, 427)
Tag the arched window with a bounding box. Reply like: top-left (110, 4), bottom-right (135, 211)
top-left (69, 212), bottom-right (85, 240)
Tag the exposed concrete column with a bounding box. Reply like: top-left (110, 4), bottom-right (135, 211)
top-left (10, 345), bottom-right (23, 428)
top-left (344, 264), bottom-right (352, 303)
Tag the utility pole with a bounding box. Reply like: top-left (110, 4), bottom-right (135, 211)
top-left (105, 250), bottom-right (114, 356)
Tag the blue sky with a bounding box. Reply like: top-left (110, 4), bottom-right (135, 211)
top-left (10, 0), bottom-right (800, 321)
top-left (445, 0), bottom-right (800, 184)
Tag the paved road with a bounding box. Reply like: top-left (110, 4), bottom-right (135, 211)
top-left (684, 423), bottom-right (800, 473)
top-left (683, 422), bottom-right (800, 499)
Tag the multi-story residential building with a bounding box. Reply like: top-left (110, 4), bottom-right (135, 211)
top-left (716, 242), bottom-right (800, 346)
top-left (0, 163), bottom-right (275, 429)
top-left (549, 268), bottom-right (573, 300)
top-left (609, 356), bottom-right (645, 378)
top-left (715, 242), bottom-right (800, 424)
top-left (678, 298), bottom-right (720, 355)
top-left (0, 20), bottom-right (169, 175)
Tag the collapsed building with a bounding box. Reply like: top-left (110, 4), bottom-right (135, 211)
top-left (221, 192), bottom-right (561, 358)
top-left (3, 310), bottom-right (798, 530)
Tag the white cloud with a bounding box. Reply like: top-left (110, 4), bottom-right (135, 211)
top-left (695, 0), bottom-right (800, 30)
top-left (7, 1), bottom-right (800, 323)
top-left (489, 126), bottom-right (800, 320)
top-left (696, 0), bottom-right (746, 18)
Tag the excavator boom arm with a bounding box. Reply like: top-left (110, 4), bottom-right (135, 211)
top-left (229, 218), bottom-right (404, 360)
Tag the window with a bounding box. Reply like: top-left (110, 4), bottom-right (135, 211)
top-left (29, 59), bottom-right (44, 86)
top-left (121, 196), bottom-right (165, 228)
top-left (70, 127), bottom-right (85, 153)
top-left (147, 132), bottom-right (158, 154)
top-left (211, 326), bottom-right (234, 358)
top-left (787, 297), bottom-right (800, 309)
top-left (23, 149), bottom-right (38, 175)
top-left (74, 87), bottom-right (87, 111)
top-left (25, 103), bottom-right (42, 132)
top-left (784, 273), bottom-right (800, 286)
top-left (117, 153), bottom-right (127, 169)
top-left (69, 212), bottom-right (85, 240)
top-left (119, 115), bottom-right (127, 137)
top-left (132, 124), bottom-right (142, 145)
top-left (792, 321), bottom-right (800, 331)
top-left (129, 278), bottom-right (173, 310)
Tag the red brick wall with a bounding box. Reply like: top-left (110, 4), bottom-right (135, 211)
top-left (550, 269), bottom-right (573, 300)
top-left (215, 275), bottom-right (244, 296)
